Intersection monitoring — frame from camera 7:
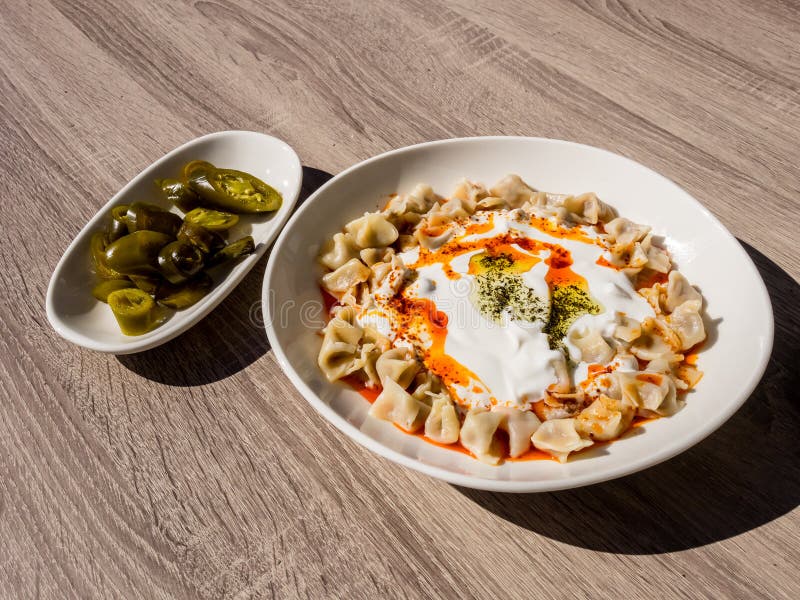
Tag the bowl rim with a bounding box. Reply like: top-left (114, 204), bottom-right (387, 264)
top-left (263, 135), bottom-right (774, 493)
top-left (46, 130), bottom-right (302, 355)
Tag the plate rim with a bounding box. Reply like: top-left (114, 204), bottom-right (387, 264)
top-left (263, 135), bottom-right (774, 493)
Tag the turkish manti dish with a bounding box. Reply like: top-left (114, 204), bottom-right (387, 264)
top-left (316, 175), bottom-right (705, 464)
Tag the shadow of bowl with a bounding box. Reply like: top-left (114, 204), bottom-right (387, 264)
top-left (456, 240), bottom-right (799, 553)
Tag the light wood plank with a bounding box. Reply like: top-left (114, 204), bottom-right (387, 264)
top-left (0, 0), bottom-right (798, 598)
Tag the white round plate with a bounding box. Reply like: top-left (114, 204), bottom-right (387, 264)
top-left (263, 137), bottom-right (773, 492)
top-left (47, 130), bottom-right (302, 354)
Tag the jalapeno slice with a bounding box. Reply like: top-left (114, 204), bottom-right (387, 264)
top-left (126, 202), bottom-right (182, 236)
top-left (189, 167), bottom-right (282, 214)
top-left (107, 288), bottom-right (159, 335)
top-left (104, 230), bottom-right (173, 276)
top-left (177, 220), bottom-right (225, 254)
top-left (182, 160), bottom-right (215, 180)
top-left (105, 204), bottom-right (130, 242)
top-left (129, 275), bottom-right (162, 295)
top-left (92, 278), bottom-right (135, 302)
top-left (90, 231), bottom-right (126, 279)
top-left (156, 272), bottom-right (213, 309)
top-left (183, 207), bottom-right (239, 232)
top-left (156, 178), bottom-right (200, 213)
top-left (157, 240), bottom-right (204, 284)
top-left (207, 235), bottom-right (256, 268)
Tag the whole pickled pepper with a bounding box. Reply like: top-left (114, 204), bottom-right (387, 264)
top-left (104, 230), bottom-right (173, 276)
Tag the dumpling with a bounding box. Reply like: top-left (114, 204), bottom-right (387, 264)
top-left (414, 221), bottom-right (454, 250)
top-left (475, 196), bottom-right (507, 211)
top-left (521, 191), bottom-right (568, 220)
top-left (567, 326), bottom-right (614, 364)
top-left (665, 271), bottom-right (702, 313)
top-left (385, 183), bottom-right (435, 216)
top-left (410, 370), bottom-right (444, 400)
top-left (641, 234), bottom-right (671, 273)
top-left (604, 217), bottom-right (650, 246)
top-left (676, 363), bottom-right (704, 388)
top-left (669, 300), bottom-right (705, 350)
top-left (489, 174), bottom-right (536, 208)
top-left (319, 232), bottom-right (359, 270)
top-left (452, 179), bottom-right (489, 211)
top-left (494, 408), bottom-right (541, 457)
top-left (317, 307), bottom-right (363, 382)
top-left (359, 247), bottom-right (394, 267)
top-left (563, 192), bottom-right (614, 225)
top-left (375, 348), bottom-right (419, 389)
top-left (531, 418), bottom-right (593, 463)
top-left (407, 183), bottom-right (436, 211)
top-left (630, 318), bottom-right (681, 361)
top-left (369, 376), bottom-right (430, 432)
top-left (354, 326), bottom-right (391, 386)
top-left (540, 390), bottom-right (586, 420)
top-left (345, 213), bottom-right (399, 248)
top-left (575, 395), bottom-right (635, 441)
top-left (460, 409), bottom-right (504, 465)
top-left (613, 313), bottom-right (642, 343)
top-left (426, 197), bottom-right (472, 224)
top-left (424, 396), bottom-right (460, 444)
top-left (614, 371), bottom-right (680, 416)
top-left (606, 238), bottom-right (649, 271)
top-left (321, 258), bottom-right (371, 295)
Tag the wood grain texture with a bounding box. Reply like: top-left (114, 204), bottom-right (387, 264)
top-left (1, 0), bottom-right (798, 598)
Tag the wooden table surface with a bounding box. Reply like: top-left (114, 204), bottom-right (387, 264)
top-left (2, 0), bottom-right (799, 598)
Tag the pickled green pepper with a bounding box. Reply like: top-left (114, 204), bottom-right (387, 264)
top-left (107, 288), bottom-right (159, 335)
top-left (156, 272), bottom-right (213, 309)
top-left (188, 165), bottom-right (282, 213)
top-left (104, 230), bottom-right (173, 276)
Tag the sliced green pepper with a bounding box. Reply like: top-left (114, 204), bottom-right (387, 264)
top-left (207, 235), bottom-right (256, 268)
top-left (177, 221), bottom-right (225, 254)
top-left (129, 275), bottom-right (162, 295)
top-left (182, 160), bottom-right (215, 180)
top-left (104, 230), bottom-right (173, 276)
top-left (126, 202), bottom-right (182, 236)
top-left (91, 278), bottom-right (134, 302)
top-left (111, 204), bottom-right (130, 223)
top-left (156, 178), bottom-right (200, 213)
top-left (107, 288), bottom-right (159, 336)
top-left (156, 272), bottom-right (213, 309)
top-left (90, 231), bottom-right (125, 279)
top-left (183, 207), bottom-right (239, 232)
top-left (188, 167), bottom-right (282, 214)
top-left (106, 204), bottom-right (130, 242)
top-left (157, 240), bottom-right (204, 284)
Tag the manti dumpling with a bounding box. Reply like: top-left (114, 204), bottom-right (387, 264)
top-left (345, 213), bottom-right (399, 248)
top-left (369, 376), bottom-right (430, 432)
top-left (613, 371), bottom-right (680, 417)
top-left (531, 418), bottom-right (593, 463)
top-left (317, 307), bottom-right (363, 382)
top-left (575, 395), bottom-right (635, 441)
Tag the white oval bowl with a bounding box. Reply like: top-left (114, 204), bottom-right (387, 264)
top-left (46, 130), bottom-right (302, 354)
top-left (263, 137), bottom-right (773, 493)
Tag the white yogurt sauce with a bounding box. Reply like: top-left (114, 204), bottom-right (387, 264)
top-left (365, 210), bottom-right (656, 409)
